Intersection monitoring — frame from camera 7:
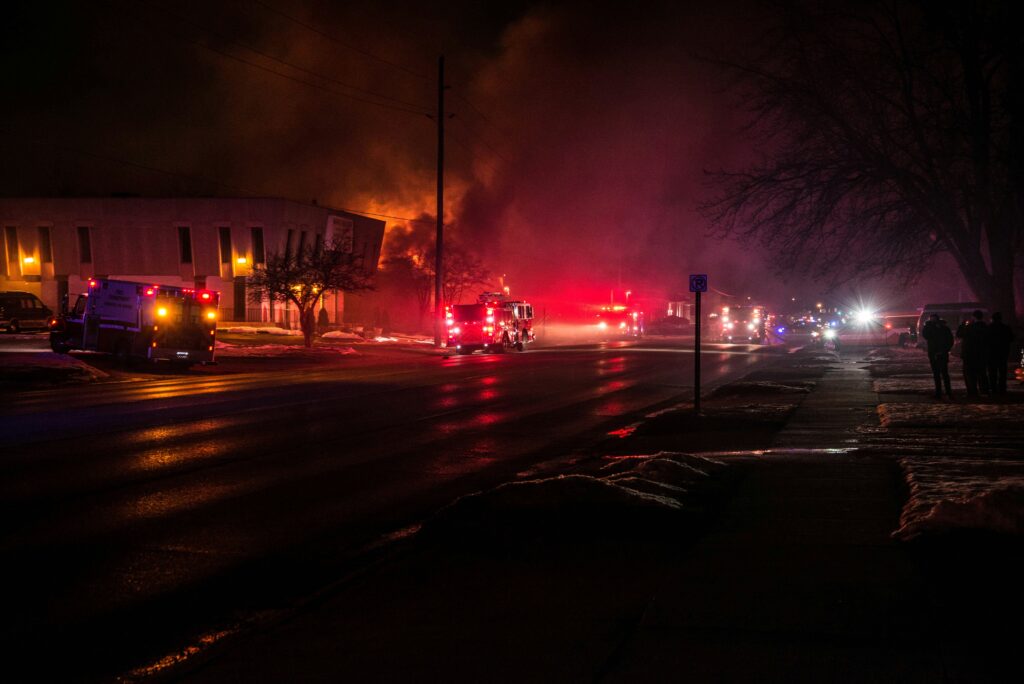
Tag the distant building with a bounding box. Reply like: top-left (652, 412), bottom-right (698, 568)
top-left (0, 197), bottom-right (384, 325)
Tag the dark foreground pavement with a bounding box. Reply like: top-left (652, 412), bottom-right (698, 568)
top-left (174, 350), bottom-right (1021, 683)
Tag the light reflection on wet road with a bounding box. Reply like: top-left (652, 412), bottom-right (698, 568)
top-left (0, 341), bottom-right (771, 680)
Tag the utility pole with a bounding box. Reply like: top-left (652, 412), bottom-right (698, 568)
top-left (434, 55), bottom-right (446, 347)
top-left (694, 289), bottom-right (701, 414)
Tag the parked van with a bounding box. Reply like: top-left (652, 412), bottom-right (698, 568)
top-left (0, 291), bottom-right (53, 333)
top-left (915, 302), bottom-right (988, 347)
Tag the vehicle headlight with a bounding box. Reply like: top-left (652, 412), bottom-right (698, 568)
top-left (824, 329), bottom-right (836, 339)
top-left (747, 323), bottom-right (755, 331)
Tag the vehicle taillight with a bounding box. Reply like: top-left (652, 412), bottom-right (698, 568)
top-left (145, 287), bottom-right (156, 296)
top-left (88, 279), bottom-right (98, 288)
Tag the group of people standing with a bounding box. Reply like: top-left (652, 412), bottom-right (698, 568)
top-left (921, 310), bottom-right (1015, 399)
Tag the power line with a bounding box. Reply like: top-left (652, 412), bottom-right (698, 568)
top-left (250, 0), bottom-right (518, 145)
top-left (449, 90), bottom-right (515, 139)
top-left (251, 0), bottom-right (431, 83)
top-left (105, 0), bottom-right (431, 117)
top-left (141, 0), bottom-right (432, 114)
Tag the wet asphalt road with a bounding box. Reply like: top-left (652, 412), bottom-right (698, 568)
top-left (0, 339), bottom-right (774, 680)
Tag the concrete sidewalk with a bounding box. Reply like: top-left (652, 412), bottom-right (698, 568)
top-left (179, 350), bottom-right (1019, 683)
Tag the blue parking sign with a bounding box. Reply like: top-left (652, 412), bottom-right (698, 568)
top-left (689, 274), bottom-right (708, 293)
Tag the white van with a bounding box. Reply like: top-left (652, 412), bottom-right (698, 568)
top-left (915, 302), bottom-right (988, 347)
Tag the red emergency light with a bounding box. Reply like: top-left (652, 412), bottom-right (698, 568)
top-left (198, 290), bottom-right (213, 301)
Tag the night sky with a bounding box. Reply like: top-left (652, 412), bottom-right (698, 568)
top-left (0, 0), bottom-right (968, 309)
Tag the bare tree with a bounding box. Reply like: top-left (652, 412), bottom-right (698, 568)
top-left (248, 237), bottom-right (374, 347)
top-left (385, 243), bottom-right (491, 331)
top-left (703, 0), bottom-right (1024, 323)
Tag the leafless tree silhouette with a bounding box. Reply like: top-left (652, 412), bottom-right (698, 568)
top-left (704, 0), bottom-right (1024, 322)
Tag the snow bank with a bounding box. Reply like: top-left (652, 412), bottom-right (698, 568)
top-left (709, 380), bottom-right (814, 398)
top-left (894, 456), bottom-right (1024, 540)
top-left (0, 352), bottom-right (107, 385)
top-left (864, 347), bottom-right (924, 363)
top-left (422, 452), bottom-right (730, 542)
top-left (219, 326), bottom-right (303, 336)
top-left (878, 402), bottom-right (1024, 428)
top-left (321, 331), bottom-right (363, 341)
top-left (875, 377), bottom-right (1024, 395)
top-left (214, 341), bottom-right (357, 357)
top-left (873, 377), bottom-right (942, 394)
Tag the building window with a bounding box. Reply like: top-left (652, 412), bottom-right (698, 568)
top-left (38, 227), bottom-right (53, 263)
top-left (178, 226), bottom-right (193, 264)
top-left (4, 226), bottom-right (17, 262)
top-left (77, 226), bottom-right (92, 264)
top-left (315, 232), bottom-right (323, 254)
top-left (219, 226), bottom-right (232, 264)
top-left (251, 227), bottom-right (265, 264)
top-left (285, 229), bottom-right (295, 259)
top-left (298, 230), bottom-right (307, 255)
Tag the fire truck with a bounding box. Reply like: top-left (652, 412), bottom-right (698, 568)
top-left (713, 304), bottom-right (768, 343)
top-left (49, 278), bottom-right (220, 365)
top-left (446, 292), bottom-right (535, 355)
top-left (594, 304), bottom-right (644, 338)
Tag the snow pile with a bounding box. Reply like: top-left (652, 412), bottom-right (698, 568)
top-left (873, 377), bottom-right (942, 394)
top-left (422, 452), bottom-right (729, 542)
top-left (878, 402), bottom-right (1024, 428)
top-left (894, 456), bottom-right (1024, 540)
top-left (321, 331), bottom-right (364, 341)
top-left (0, 351), bottom-right (107, 385)
top-left (214, 341), bottom-right (357, 357)
top-left (710, 403), bottom-right (797, 422)
top-left (709, 380), bottom-right (814, 398)
top-left (864, 347), bottom-right (925, 363)
top-left (219, 326), bottom-right (303, 336)
top-left (874, 377), bottom-right (1024, 395)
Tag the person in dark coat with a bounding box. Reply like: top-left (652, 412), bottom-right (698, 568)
top-left (956, 309), bottom-right (990, 397)
top-left (986, 312), bottom-right (1014, 395)
top-left (921, 314), bottom-right (954, 398)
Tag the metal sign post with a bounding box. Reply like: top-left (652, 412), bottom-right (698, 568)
top-left (689, 274), bottom-right (707, 415)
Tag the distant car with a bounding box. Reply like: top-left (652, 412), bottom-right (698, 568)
top-left (0, 291), bottom-right (53, 333)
